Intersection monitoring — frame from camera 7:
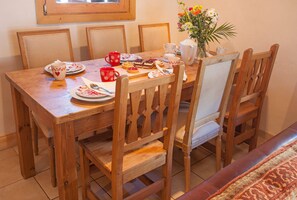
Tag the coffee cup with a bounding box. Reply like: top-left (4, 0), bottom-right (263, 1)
top-left (163, 43), bottom-right (177, 54)
top-left (100, 67), bottom-right (120, 82)
top-left (51, 61), bottom-right (66, 81)
top-left (105, 51), bottom-right (120, 67)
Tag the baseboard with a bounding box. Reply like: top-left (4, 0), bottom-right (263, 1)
top-left (0, 132), bottom-right (17, 151)
top-left (258, 129), bottom-right (274, 140)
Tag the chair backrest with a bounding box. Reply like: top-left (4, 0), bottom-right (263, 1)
top-left (17, 29), bottom-right (74, 69)
top-left (138, 23), bottom-right (170, 52)
top-left (86, 25), bottom-right (127, 59)
top-left (111, 64), bottom-right (184, 180)
top-left (228, 44), bottom-right (279, 120)
top-left (184, 53), bottom-right (239, 144)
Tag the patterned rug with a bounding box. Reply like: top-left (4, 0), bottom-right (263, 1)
top-left (208, 139), bottom-right (297, 200)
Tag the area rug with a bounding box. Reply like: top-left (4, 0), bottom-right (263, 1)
top-left (208, 139), bottom-right (297, 200)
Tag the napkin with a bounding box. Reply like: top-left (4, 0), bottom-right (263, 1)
top-left (81, 77), bottom-right (116, 96)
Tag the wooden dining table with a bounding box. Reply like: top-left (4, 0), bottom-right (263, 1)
top-left (5, 50), bottom-right (201, 200)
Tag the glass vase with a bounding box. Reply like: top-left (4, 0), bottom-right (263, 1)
top-left (196, 41), bottom-right (207, 58)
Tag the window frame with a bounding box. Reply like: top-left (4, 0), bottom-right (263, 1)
top-left (35, 0), bottom-right (136, 24)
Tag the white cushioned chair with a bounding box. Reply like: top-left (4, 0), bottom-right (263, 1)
top-left (174, 52), bottom-right (239, 192)
top-left (138, 23), bottom-right (170, 52)
top-left (86, 25), bottom-right (127, 59)
top-left (17, 28), bottom-right (74, 187)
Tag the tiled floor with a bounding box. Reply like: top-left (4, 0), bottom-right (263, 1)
top-left (0, 134), bottom-right (271, 200)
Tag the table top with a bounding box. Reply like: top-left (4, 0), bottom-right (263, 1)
top-left (5, 50), bottom-right (199, 124)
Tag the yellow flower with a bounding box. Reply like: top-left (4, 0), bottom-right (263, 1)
top-left (193, 5), bottom-right (202, 12)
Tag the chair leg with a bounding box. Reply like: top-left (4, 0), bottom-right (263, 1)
top-left (161, 160), bottom-right (172, 200)
top-left (48, 145), bottom-right (57, 187)
top-left (111, 168), bottom-right (123, 200)
top-left (215, 135), bottom-right (222, 171)
top-left (29, 115), bottom-right (39, 156)
top-left (183, 151), bottom-right (191, 192)
top-left (224, 125), bottom-right (236, 167)
top-left (249, 118), bottom-right (260, 151)
top-left (79, 145), bottom-right (90, 200)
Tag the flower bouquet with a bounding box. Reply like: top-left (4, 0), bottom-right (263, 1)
top-left (177, 1), bottom-right (236, 58)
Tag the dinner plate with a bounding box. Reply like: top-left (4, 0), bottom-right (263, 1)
top-left (148, 69), bottom-right (188, 81)
top-left (120, 53), bottom-right (142, 62)
top-left (70, 86), bottom-right (114, 102)
top-left (75, 85), bottom-right (108, 99)
top-left (148, 70), bottom-right (167, 79)
top-left (45, 62), bottom-right (86, 75)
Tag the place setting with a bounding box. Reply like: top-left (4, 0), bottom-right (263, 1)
top-left (44, 60), bottom-right (86, 80)
top-left (145, 43), bottom-right (188, 81)
top-left (70, 67), bottom-right (117, 102)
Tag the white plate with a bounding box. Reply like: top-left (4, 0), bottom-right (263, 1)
top-left (75, 85), bottom-right (108, 99)
top-left (120, 53), bottom-right (142, 62)
top-left (148, 70), bottom-right (166, 79)
top-left (148, 69), bottom-right (188, 81)
top-left (70, 86), bottom-right (114, 102)
top-left (45, 62), bottom-right (86, 75)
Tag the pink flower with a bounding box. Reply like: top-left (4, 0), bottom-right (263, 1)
top-left (177, 23), bottom-right (182, 29)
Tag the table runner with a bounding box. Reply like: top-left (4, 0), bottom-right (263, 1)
top-left (208, 139), bottom-right (297, 200)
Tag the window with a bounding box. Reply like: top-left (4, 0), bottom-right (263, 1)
top-left (36, 0), bottom-right (136, 24)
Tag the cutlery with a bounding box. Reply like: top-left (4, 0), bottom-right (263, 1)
top-left (155, 64), bottom-right (168, 75)
top-left (90, 83), bottom-right (114, 94)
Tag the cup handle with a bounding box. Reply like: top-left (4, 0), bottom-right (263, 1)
top-left (105, 55), bottom-right (110, 64)
top-left (114, 71), bottom-right (120, 79)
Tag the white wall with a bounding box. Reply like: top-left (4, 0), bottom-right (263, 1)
top-left (0, 0), bottom-right (296, 136)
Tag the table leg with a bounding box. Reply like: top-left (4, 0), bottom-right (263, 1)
top-left (54, 121), bottom-right (78, 200)
top-left (11, 87), bottom-right (36, 178)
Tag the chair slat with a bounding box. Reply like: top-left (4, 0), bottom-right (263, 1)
top-left (153, 84), bottom-right (169, 133)
top-left (141, 87), bottom-right (156, 138)
top-left (127, 90), bottom-right (142, 143)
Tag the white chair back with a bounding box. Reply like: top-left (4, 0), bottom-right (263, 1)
top-left (188, 53), bottom-right (239, 132)
top-left (17, 29), bottom-right (73, 69)
top-left (196, 60), bottom-right (232, 122)
top-left (138, 23), bottom-right (170, 52)
top-left (86, 25), bottom-right (127, 59)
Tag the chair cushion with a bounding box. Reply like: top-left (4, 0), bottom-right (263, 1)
top-left (175, 102), bottom-right (220, 148)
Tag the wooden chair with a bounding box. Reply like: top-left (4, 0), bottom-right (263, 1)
top-left (86, 25), bottom-right (127, 59)
top-left (79, 65), bottom-right (184, 200)
top-left (138, 23), bottom-right (170, 52)
top-left (17, 28), bottom-right (74, 187)
top-left (174, 53), bottom-right (239, 192)
top-left (223, 44), bottom-right (279, 167)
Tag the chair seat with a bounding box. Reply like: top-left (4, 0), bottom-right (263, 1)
top-left (225, 101), bottom-right (259, 126)
top-left (82, 135), bottom-right (166, 183)
top-left (175, 102), bottom-right (220, 148)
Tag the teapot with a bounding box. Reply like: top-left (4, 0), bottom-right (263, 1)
top-left (180, 38), bottom-right (197, 65)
